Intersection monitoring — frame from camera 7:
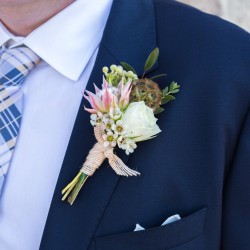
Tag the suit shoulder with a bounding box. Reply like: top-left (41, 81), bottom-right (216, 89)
top-left (153, 0), bottom-right (250, 54)
top-left (153, 0), bottom-right (250, 101)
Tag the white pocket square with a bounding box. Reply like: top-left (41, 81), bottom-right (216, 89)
top-left (134, 214), bottom-right (181, 231)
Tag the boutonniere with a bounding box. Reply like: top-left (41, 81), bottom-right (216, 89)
top-left (62, 48), bottom-right (180, 205)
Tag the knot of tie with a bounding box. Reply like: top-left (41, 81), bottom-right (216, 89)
top-left (0, 46), bottom-right (40, 85)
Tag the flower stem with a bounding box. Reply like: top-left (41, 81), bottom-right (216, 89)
top-left (62, 172), bottom-right (81, 196)
top-left (61, 172), bottom-right (88, 204)
top-left (68, 173), bottom-right (88, 205)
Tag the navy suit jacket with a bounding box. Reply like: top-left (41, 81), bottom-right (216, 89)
top-left (39, 0), bottom-right (250, 249)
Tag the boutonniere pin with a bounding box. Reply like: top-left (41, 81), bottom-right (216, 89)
top-left (62, 48), bottom-right (180, 205)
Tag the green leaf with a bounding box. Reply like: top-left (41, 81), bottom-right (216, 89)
top-left (162, 87), bottom-right (169, 96)
top-left (169, 81), bottom-right (175, 92)
top-left (144, 47), bottom-right (159, 72)
top-left (160, 99), bottom-right (169, 105)
top-left (154, 106), bottom-right (165, 115)
top-left (171, 89), bottom-right (180, 94)
top-left (162, 95), bottom-right (175, 102)
top-left (161, 95), bottom-right (175, 105)
top-left (161, 98), bottom-right (170, 105)
top-left (120, 62), bottom-right (137, 75)
top-left (167, 95), bottom-right (176, 100)
top-left (149, 74), bottom-right (167, 81)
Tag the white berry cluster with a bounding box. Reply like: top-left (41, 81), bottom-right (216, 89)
top-left (102, 65), bottom-right (138, 87)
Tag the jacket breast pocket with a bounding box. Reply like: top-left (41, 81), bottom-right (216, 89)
top-left (95, 207), bottom-right (207, 250)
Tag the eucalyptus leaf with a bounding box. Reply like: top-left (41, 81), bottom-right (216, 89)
top-left (149, 74), bottom-right (167, 81)
top-left (144, 47), bottom-right (159, 72)
top-left (120, 62), bottom-right (137, 75)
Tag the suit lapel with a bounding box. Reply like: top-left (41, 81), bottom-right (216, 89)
top-left (40, 0), bottom-right (157, 249)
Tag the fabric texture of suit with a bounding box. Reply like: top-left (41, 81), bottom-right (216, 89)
top-left (39, 0), bottom-right (250, 249)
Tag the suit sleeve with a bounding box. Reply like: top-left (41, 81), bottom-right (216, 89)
top-left (221, 107), bottom-right (250, 249)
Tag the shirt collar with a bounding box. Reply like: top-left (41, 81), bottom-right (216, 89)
top-left (0, 0), bottom-right (113, 81)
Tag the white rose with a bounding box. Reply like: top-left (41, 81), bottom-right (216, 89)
top-left (121, 101), bottom-right (161, 142)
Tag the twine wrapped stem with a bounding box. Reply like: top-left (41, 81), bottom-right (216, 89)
top-left (62, 125), bottom-right (140, 205)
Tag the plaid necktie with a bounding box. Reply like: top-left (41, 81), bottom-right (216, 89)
top-left (0, 46), bottom-right (40, 195)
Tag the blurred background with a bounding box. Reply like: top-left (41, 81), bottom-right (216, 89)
top-left (177, 0), bottom-right (250, 32)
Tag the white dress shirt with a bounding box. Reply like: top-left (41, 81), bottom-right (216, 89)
top-left (0, 0), bottom-right (113, 249)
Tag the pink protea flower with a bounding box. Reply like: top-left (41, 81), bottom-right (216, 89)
top-left (84, 77), bottom-right (132, 114)
top-left (84, 78), bottom-right (115, 114)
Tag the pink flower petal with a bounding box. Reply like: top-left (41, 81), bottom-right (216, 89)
top-left (123, 80), bottom-right (132, 92)
top-left (119, 81), bottom-right (132, 109)
top-left (117, 78), bottom-right (124, 93)
top-left (94, 84), bottom-right (101, 95)
top-left (83, 93), bottom-right (90, 102)
top-left (102, 84), bottom-right (113, 112)
top-left (102, 76), bottom-right (109, 89)
top-left (84, 106), bottom-right (98, 114)
top-left (122, 86), bottom-right (132, 108)
top-left (85, 90), bottom-right (105, 112)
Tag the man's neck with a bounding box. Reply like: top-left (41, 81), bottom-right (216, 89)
top-left (0, 0), bottom-right (75, 36)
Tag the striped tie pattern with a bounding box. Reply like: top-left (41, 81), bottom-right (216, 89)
top-left (0, 47), bottom-right (40, 195)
